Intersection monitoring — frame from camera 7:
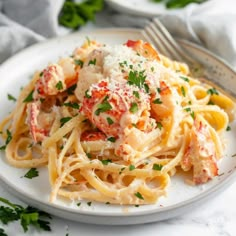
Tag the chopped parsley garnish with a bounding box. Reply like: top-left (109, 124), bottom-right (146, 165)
top-left (127, 70), bottom-right (146, 89)
top-left (207, 87), bottom-right (219, 95)
top-left (153, 98), bottom-right (162, 104)
top-left (95, 100), bottom-right (112, 116)
top-left (86, 153), bottom-right (92, 159)
top-left (0, 129), bottom-right (12, 150)
top-left (181, 86), bottom-right (186, 97)
top-left (184, 107), bottom-right (191, 112)
top-left (134, 192), bottom-right (144, 200)
top-left (77, 202), bottom-right (81, 207)
top-left (107, 137), bottom-right (116, 142)
top-left (23, 90), bottom-right (34, 103)
top-left (88, 58), bottom-right (96, 65)
top-left (129, 102), bottom-right (138, 113)
top-left (85, 89), bottom-right (91, 98)
top-left (179, 76), bottom-right (190, 82)
top-left (7, 94), bottom-right (17, 102)
top-left (156, 122), bottom-right (163, 130)
top-left (0, 197), bottom-right (52, 233)
top-left (24, 168), bottom-right (39, 179)
top-left (119, 167), bottom-right (126, 174)
top-left (87, 202), bottom-right (92, 206)
top-left (74, 59), bottom-right (84, 68)
top-left (64, 102), bottom-right (80, 109)
top-left (39, 71), bottom-right (43, 77)
top-left (157, 87), bottom-right (161, 94)
top-left (226, 126), bottom-right (231, 131)
top-left (105, 202), bottom-right (110, 205)
top-left (56, 81), bottom-right (64, 90)
top-left (60, 117), bottom-right (72, 127)
top-left (190, 111), bottom-right (195, 119)
top-left (153, 164), bottom-right (163, 171)
top-left (67, 84), bottom-right (77, 95)
top-left (129, 165), bottom-right (135, 171)
top-left (101, 159), bottom-right (112, 165)
top-left (133, 91), bottom-right (140, 99)
top-left (151, 67), bottom-right (155, 72)
top-left (106, 117), bottom-right (114, 125)
top-left (207, 100), bottom-right (215, 105)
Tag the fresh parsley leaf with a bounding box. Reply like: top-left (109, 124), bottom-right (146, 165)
top-left (128, 70), bottom-right (146, 89)
top-left (60, 117), bottom-right (72, 127)
top-left (226, 126), bottom-right (231, 131)
top-left (101, 159), bottom-right (112, 165)
top-left (0, 130), bottom-right (12, 150)
top-left (85, 89), bottom-right (91, 98)
top-left (0, 228), bottom-right (7, 236)
top-left (107, 137), bottom-right (116, 142)
top-left (153, 98), bottom-right (162, 104)
top-left (134, 192), bottom-right (144, 200)
top-left (23, 90), bottom-right (34, 103)
top-left (207, 87), bottom-right (219, 95)
top-left (153, 164), bottom-right (163, 171)
top-left (0, 197), bottom-right (52, 233)
top-left (88, 58), bottom-right (96, 66)
top-left (106, 117), bottom-right (114, 125)
top-left (129, 165), bottom-right (135, 171)
top-left (56, 81), bottom-right (64, 90)
top-left (156, 122), bottom-right (163, 130)
top-left (133, 91), bottom-right (140, 99)
top-left (181, 86), bottom-right (186, 97)
top-left (64, 102), bottom-right (80, 109)
top-left (7, 94), bottom-right (17, 102)
top-left (179, 76), bottom-right (190, 82)
top-left (24, 168), bottom-right (39, 179)
top-left (59, 0), bottom-right (104, 29)
top-left (129, 102), bottom-right (138, 113)
top-left (67, 84), bottom-right (77, 95)
top-left (95, 100), bottom-right (112, 115)
top-left (87, 202), bottom-right (92, 206)
top-left (74, 59), bottom-right (84, 67)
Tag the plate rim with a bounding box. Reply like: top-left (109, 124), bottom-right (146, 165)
top-left (0, 27), bottom-right (236, 224)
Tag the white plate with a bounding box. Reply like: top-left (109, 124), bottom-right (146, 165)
top-left (0, 28), bottom-right (236, 225)
top-left (105, 0), bottom-right (181, 17)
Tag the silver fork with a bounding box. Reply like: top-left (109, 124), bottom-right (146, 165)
top-left (142, 18), bottom-right (203, 76)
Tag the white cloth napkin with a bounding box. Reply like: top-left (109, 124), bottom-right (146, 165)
top-left (0, 0), bottom-right (236, 70)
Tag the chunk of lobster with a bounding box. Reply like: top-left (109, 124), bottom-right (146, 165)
top-left (35, 58), bottom-right (78, 99)
top-left (181, 115), bottom-right (218, 184)
top-left (125, 40), bottom-right (160, 61)
top-left (82, 80), bottom-right (152, 138)
top-left (26, 102), bottom-right (56, 143)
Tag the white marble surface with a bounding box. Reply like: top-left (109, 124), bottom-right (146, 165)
top-left (1, 3), bottom-right (236, 236)
top-left (1, 181), bottom-right (236, 236)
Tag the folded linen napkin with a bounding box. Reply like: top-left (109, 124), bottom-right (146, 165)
top-left (0, 0), bottom-right (236, 70)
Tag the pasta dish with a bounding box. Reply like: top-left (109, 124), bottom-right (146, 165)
top-left (0, 39), bottom-right (235, 205)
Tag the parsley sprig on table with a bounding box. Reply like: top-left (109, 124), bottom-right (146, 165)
top-left (59, 0), bottom-right (104, 29)
top-left (0, 197), bottom-right (52, 234)
top-left (152, 0), bottom-right (207, 9)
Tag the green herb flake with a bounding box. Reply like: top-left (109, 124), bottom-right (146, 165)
top-left (0, 129), bottom-right (12, 150)
top-left (153, 164), bottom-right (163, 171)
top-left (207, 87), bottom-right (219, 95)
top-left (85, 89), bottom-right (91, 99)
top-left (24, 168), bottom-right (39, 179)
top-left (67, 84), bottom-right (77, 95)
top-left (135, 205), bottom-right (139, 207)
top-left (180, 76), bottom-right (190, 82)
top-left (60, 117), bottom-right (72, 127)
top-left (23, 90), bottom-right (34, 103)
top-left (87, 202), bottom-right (92, 206)
top-left (129, 102), bottom-right (138, 113)
top-left (74, 59), bottom-right (84, 68)
top-left (129, 165), bottom-right (135, 171)
top-left (134, 192), bottom-right (144, 200)
top-left (133, 91), bottom-right (140, 99)
top-left (95, 100), bottom-right (112, 116)
top-left (181, 86), bottom-right (186, 97)
top-left (56, 81), bottom-right (64, 90)
top-left (86, 153), bottom-right (92, 159)
top-left (226, 126), bottom-right (231, 131)
top-left (127, 70), bottom-right (146, 89)
top-left (107, 137), bottom-right (116, 143)
top-left (106, 117), bottom-right (114, 125)
top-left (190, 111), bottom-right (195, 119)
top-left (7, 94), bottom-right (17, 102)
top-left (88, 58), bottom-right (96, 66)
top-left (101, 159), bottom-right (112, 165)
top-left (64, 102), bottom-right (80, 109)
top-left (105, 202), bottom-right (110, 205)
top-left (39, 71), bottom-right (43, 77)
top-left (77, 202), bottom-right (81, 207)
top-left (156, 122), bottom-right (163, 130)
top-left (153, 98), bottom-right (162, 104)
